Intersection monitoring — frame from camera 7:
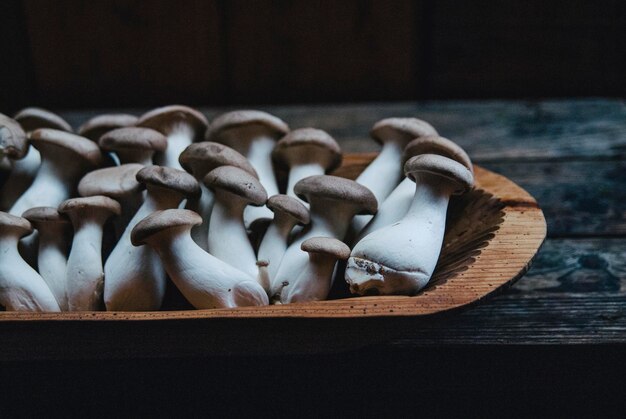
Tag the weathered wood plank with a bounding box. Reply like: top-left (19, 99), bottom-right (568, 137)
top-left (55, 100), bottom-right (626, 160)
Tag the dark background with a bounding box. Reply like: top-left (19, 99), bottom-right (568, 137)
top-left (1, 0), bottom-right (625, 114)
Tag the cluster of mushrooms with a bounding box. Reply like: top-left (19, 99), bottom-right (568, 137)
top-left (0, 106), bottom-right (474, 312)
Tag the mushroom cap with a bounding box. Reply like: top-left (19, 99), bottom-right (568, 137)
top-left (29, 128), bottom-right (103, 167)
top-left (131, 209), bottom-right (202, 246)
top-left (370, 117), bottom-right (438, 146)
top-left (267, 194), bottom-right (310, 225)
top-left (136, 105), bottom-right (208, 138)
top-left (22, 207), bottom-right (70, 226)
top-left (58, 195), bottom-right (121, 216)
top-left (78, 114), bottom-right (138, 141)
top-left (272, 128), bottom-right (342, 171)
top-left (78, 164), bottom-right (144, 199)
top-left (0, 211), bottom-right (33, 236)
top-left (404, 154), bottom-right (474, 194)
top-left (99, 127), bottom-right (167, 152)
top-left (203, 165), bottom-right (267, 206)
top-left (301, 236), bottom-right (351, 260)
top-left (294, 175), bottom-right (378, 215)
top-left (136, 165), bottom-right (201, 198)
top-left (403, 135), bottom-right (473, 173)
top-left (205, 110), bottom-right (289, 143)
top-left (179, 142), bottom-right (257, 179)
top-left (13, 107), bottom-right (73, 133)
top-left (0, 114), bottom-right (28, 159)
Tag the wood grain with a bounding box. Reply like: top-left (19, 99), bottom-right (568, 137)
top-left (0, 156), bottom-right (546, 321)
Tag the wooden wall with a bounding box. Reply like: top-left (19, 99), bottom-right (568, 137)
top-left (1, 0), bottom-right (624, 112)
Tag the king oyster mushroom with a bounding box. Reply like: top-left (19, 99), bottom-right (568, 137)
top-left (351, 117), bottom-right (438, 232)
top-left (205, 110), bottom-right (289, 227)
top-left (78, 113), bottom-right (138, 142)
top-left (280, 237), bottom-right (350, 304)
top-left (59, 195), bottom-right (121, 311)
top-left (0, 211), bottom-right (61, 312)
top-left (271, 175), bottom-right (377, 301)
top-left (346, 154), bottom-right (474, 296)
top-left (99, 127), bottom-right (167, 166)
top-left (179, 142), bottom-right (257, 251)
top-left (103, 165), bottom-right (200, 311)
top-left (131, 209), bottom-right (269, 309)
top-left (271, 128), bottom-right (342, 203)
top-left (203, 165), bottom-right (267, 281)
top-left (356, 135), bottom-right (473, 241)
top-left (136, 105), bottom-right (208, 170)
top-left (0, 113), bottom-right (29, 210)
top-left (22, 207), bottom-right (72, 310)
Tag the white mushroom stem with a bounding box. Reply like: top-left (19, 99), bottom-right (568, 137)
top-left (187, 183), bottom-right (215, 251)
top-left (242, 133), bottom-right (279, 227)
top-left (156, 124), bottom-right (193, 170)
top-left (0, 147), bottom-right (40, 211)
top-left (257, 216), bottom-right (297, 283)
top-left (208, 194), bottom-right (258, 279)
top-left (0, 230), bottom-right (60, 312)
top-left (352, 143), bottom-right (404, 232)
top-left (355, 177), bottom-right (414, 242)
top-left (286, 163), bottom-right (324, 200)
top-left (36, 225), bottom-right (70, 311)
top-left (281, 251), bottom-right (342, 304)
top-left (66, 214), bottom-right (109, 311)
top-left (104, 188), bottom-right (182, 311)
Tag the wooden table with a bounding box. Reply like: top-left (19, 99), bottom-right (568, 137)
top-left (1, 99), bottom-right (624, 416)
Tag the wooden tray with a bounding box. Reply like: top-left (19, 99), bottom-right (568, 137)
top-left (0, 153), bottom-right (546, 322)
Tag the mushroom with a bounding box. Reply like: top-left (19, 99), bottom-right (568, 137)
top-left (78, 113), bottom-right (138, 141)
top-left (103, 165), bottom-right (200, 311)
top-left (9, 129), bottom-right (102, 216)
top-left (98, 127), bottom-right (167, 166)
top-left (77, 163), bottom-right (145, 238)
top-left (131, 209), bottom-right (269, 309)
top-left (14, 107), bottom-right (73, 134)
top-left (346, 154), bottom-right (474, 296)
top-left (0, 113), bottom-right (29, 210)
top-left (280, 237), bottom-right (350, 304)
top-left (179, 142), bottom-right (257, 251)
top-left (205, 110), bottom-right (289, 227)
top-left (351, 118), bottom-right (438, 232)
top-left (257, 194), bottom-right (310, 284)
top-left (22, 207), bottom-right (72, 310)
top-left (136, 105), bottom-right (208, 170)
top-left (356, 135), bottom-right (473, 240)
top-left (59, 196), bottom-right (121, 311)
top-left (203, 165), bottom-right (267, 281)
top-left (271, 128), bottom-right (342, 202)
top-left (270, 175), bottom-right (377, 300)
top-left (0, 211), bottom-right (61, 312)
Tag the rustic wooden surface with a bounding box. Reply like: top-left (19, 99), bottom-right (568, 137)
top-left (0, 99), bottom-right (623, 362)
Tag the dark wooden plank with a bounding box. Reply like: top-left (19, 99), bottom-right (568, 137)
top-left (220, 0), bottom-right (421, 104)
top-left (22, 0), bottom-right (224, 109)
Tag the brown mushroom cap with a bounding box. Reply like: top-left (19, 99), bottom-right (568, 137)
top-left (58, 195), bottom-right (121, 216)
top-left (404, 154), bottom-right (474, 194)
top-left (179, 142), bottom-right (257, 179)
top-left (29, 129), bottom-right (103, 167)
top-left (78, 164), bottom-right (144, 199)
top-left (0, 114), bottom-right (28, 159)
top-left (370, 117), bottom-right (438, 146)
top-left (78, 114), bottom-right (138, 141)
top-left (136, 105), bottom-right (208, 138)
top-left (136, 165), bottom-right (201, 199)
top-left (267, 194), bottom-right (310, 225)
top-left (13, 107), bottom-right (73, 133)
top-left (203, 165), bottom-right (267, 206)
top-left (301, 236), bottom-right (351, 260)
top-left (272, 128), bottom-right (342, 171)
top-left (205, 110), bottom-right (289, 144)
top-left (99, 127), bottom-right (167, 152)
top-left (131, 208), bottom-right (202, 246)
top-left (22, 206), bottom-right (70, 227)
top-left (0, 211), bottom-right (33, 236)
top-left (294, 175), bottom-right (378, 215)
top-left (403, 136), bottom-right (473, 173)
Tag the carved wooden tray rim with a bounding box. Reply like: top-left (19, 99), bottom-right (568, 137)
top-left (0, 153), bottom-right (546, 321)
